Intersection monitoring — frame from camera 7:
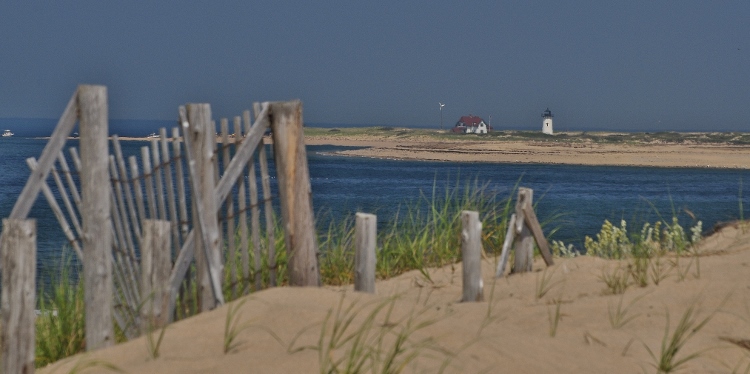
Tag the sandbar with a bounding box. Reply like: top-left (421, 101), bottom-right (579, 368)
top-left (304, 128), bottom-right (750, 169)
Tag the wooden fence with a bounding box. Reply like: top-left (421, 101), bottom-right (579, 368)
top-left (0, 85), bottom-right (320, 359)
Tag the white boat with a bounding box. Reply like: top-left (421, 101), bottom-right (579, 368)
top-left (2, 130), bottom-right (13, 137)
top-left (147, 133), bottom-right (159, 138)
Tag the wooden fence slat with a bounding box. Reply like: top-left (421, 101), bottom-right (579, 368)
top-left (111, 254), bottom-right (138, 339)
top-left (142, 146), bottom-right (158, 220)
top-left (512, 188), bottom-right (534, 274)
top-left (58, 152), bottom-right (82, 209)
top-left (112, 137), bottom-right (142, 240)
top-left (172, 127), bottom-right (190, 241)
top-left (522, 204), bottom-right (554, 266)
top-left (167, 231), bottom-right (194, 317)
top-left (495, 213), bottom-right (517, 278)
top-left (109, 155), bottom-right (138, 268)
top-left (249, 152), bottom-right (261, 291)
top-left (270, 100), bottom-right (320, 287)
top-left (242, 111), bottom-right (262, 291)
top-left (9, 90), bottom-right (78, 220)
top-left (234, 116), bottom-right (248, 294)
top-left (108, 157), bottom-right (141, 303)
top-left (141, 219), bottom-right (172, 331)
top-left (255, 106), bottom-right (277, 287)
top-left (212, 120), bottom-right (223, 266)
top-left (1, 219), bottom-right (36, 374)
top-left (221, 118), bottom-right (237, 297)
top-left (151, 139), bottom-right (168, 222)
top-left (49, 167), bottom-right (78, 238)
top-left (354, 213), bottom-right (376, 293)
top-left (182, 104), bottom-right (224, 309)
top-left (214, 103), bottom-right (270, 208)
top-left (79, 84), bottom-right (114, 351)
top-left (161, 128), bottom-right (181, 259)
top-left (129, 156), bottom-right (148, 239)
top-left (461, 211), bottom-right (484, 302)
top-left (26, 158), bottom-right (83, 260)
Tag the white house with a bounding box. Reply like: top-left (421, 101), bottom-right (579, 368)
top-left (451, 115), bottom-right (490, 134)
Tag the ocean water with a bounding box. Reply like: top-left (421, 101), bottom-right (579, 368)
top-left (0, 138), bottom-right (749, 270)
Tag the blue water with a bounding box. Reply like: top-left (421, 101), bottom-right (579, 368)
top-left (1, 138), bottom-right (749, 269)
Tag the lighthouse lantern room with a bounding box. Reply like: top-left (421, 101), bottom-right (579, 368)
top-left (542, 108), bottom-right (554, 135)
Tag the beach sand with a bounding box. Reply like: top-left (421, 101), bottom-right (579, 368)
top-left (39, 224), bottom-right (750, 373)
top-left (304, 131), bottom-right (750, 169)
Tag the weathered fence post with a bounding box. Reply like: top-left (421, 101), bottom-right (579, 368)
top-left (512, 188), bottom-right (534, 274)
top-left (1, 219), bottom-right (36, 374)
top-left (140, 220), bottom-right (171, 331)
top-left (461, 211), bottom-right (484, 302)
top-left (270, 101), bottom-right (320, 287)
top-left (79, 84), bottom-right (114, 350)
top-left (186, 103), bottom-right (223, 311)
top-left (354, 213), bottom-right (376, 293)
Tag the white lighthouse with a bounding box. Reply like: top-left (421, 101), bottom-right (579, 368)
top-left (542, 108), bottom-right (554, 135)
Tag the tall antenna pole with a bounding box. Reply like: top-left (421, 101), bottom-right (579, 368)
top-left (439, 102), bottom-right (445, 131)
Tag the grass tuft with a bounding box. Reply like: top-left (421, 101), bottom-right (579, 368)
top-left (608, 292), bottom-right (648, 329)
top-left (598, 265), bottom-right (630, 295)
top-left (535, 267), bottom-right (563, 300)
top-left (643, 304), bottom-right (714, 373)
top-left (288, 293), bottom-right (448, 373)
top-left (547, 299), bottom-right (563, 338)
top-left (35, 256), bottom-right (86, 368)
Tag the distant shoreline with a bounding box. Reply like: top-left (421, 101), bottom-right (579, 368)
top-left (304, 128), bottom-right (750, 169)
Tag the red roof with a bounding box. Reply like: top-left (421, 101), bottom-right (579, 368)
top-left (456, 115), bottom-right (485, 127)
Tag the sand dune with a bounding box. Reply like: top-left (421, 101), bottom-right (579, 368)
top-left (39, 224), bottom-right (750, 373)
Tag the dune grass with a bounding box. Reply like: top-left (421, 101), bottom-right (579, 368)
top-left (35, 256), bottom-right (86, 368)
top-left (288, 293), bottom-right (448, 374)
top-left (643, 304), bottom-right (715, 373)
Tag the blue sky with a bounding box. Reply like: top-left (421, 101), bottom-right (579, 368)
top-left (0, 1), bottom-right (748, 132)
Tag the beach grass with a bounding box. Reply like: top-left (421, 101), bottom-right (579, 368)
top-left (643, 304), bottom-right (715, 373)
top-left (35, 256), bottom-right (86, 368)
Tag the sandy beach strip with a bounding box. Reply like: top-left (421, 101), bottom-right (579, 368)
top-left (305, 134), bottom-right (750, 169)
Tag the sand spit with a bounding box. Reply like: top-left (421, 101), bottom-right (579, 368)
top-left (304, 131), bottom-right (750, 169)
top-left (39, 225), bottom-right (750, 373)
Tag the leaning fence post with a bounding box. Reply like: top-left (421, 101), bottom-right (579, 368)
top-left (354, 213), bottom-right (377, 293)
top-left (1, 219), bottom-right (36, 374)
top-left (512, 188), bottom-right (534, 274)
top-left (186, 103), bottom-right (223, 311)
top-left (79, 84), bottom-right (114, 350)
top-left (461, 211), bottom-right (484, 302)
top-left (270, 100), bottom-right (320, 287)
top-left (141, 219), bottom-right (172, 331)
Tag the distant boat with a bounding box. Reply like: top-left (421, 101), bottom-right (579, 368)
top-left (2, 130), bottom-right (13, 137)
top-left (147, 133), bottom-right (159, 138)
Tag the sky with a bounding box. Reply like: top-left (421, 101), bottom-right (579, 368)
top-left (0, 1), bottom-right (748, 133)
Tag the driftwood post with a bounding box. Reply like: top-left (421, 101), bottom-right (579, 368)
top-left (461, 211), bottom-right (484, 302)
top-left (186, 103), bottom-right (223, 311)
top-left (140, 220), bottom-right (172, 331)
top-left (496, 187), bottom-right (555, 277)
top-left (512, 188), bottom-right (534, 274)
top-left (495, 214), bottom-right (517, 277)
top-left (1, 219), bottom-right (36, 374)
top-left (79, 84), bottom-right (114, 350)
top-left (270, 101), bottom-right (320, 287)
top-left (354, 213), bottom-right (376, 293)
